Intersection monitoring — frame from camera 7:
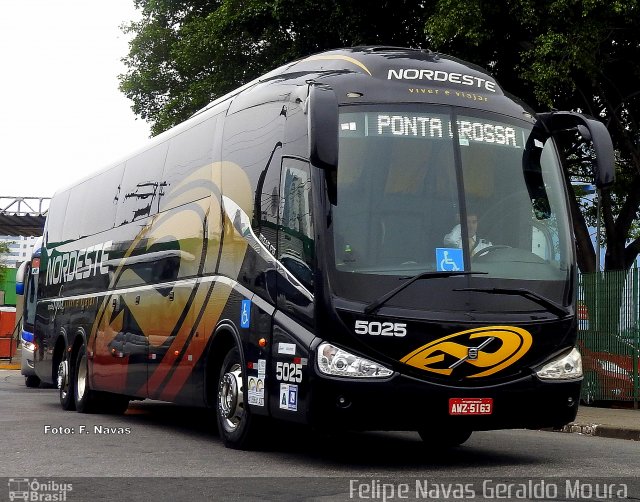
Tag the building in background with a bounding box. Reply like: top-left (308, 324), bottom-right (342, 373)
top-left (0, 235), bottom-right (39, 306)
top-left (0, 235), bottom-right (40, 269)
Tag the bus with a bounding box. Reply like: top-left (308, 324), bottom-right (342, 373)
top-left (33, 47), bottom-right (614, 449)
top-left (15, 237), bottom-right (42, 387)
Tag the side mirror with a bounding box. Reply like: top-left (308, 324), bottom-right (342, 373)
top-left (15, 261), bottom-right (27, 295)
top-left (535, 111), bottom-right (615, 189)
top-left (583, 118), bottom-right (615, 188)
top-left (308, 85), bottom-right (338, 171)
top-left (576, 124), bottom-right (591, 141)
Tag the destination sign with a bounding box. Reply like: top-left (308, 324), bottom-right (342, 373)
top-left (340, 112), bottom-right (524, 148)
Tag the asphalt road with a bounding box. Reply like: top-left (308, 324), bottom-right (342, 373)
top-left (1, 369), bottom-right (639, 501)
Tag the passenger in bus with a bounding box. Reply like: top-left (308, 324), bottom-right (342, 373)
top-left (444, 211), bottom-right (492, 256)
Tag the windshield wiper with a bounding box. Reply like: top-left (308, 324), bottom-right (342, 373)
top-left (364, 271), bottom-right (487, 315)
top-left (453, 287), bottom-right (569, 318)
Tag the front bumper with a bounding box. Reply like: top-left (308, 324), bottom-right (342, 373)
top-left (308, 371), bottom-right (581, 431)
top-left (20, 345), bottom-right (36, 376)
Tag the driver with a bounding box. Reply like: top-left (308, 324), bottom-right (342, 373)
top-left (444, 211), bottom-right (492, 256)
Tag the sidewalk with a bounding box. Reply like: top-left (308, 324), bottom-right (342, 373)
top-left (0, 359), bottom-right (19, 370)
top-left (560, 404), bottom-right (640, 441)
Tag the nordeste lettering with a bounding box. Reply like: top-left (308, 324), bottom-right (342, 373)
top-left (45, 241), bottom-right (112, 286)
top-left (388, 68), bottom-right (496, 92)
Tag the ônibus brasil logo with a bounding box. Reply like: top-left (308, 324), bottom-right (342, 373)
top-left (7, 478), bottom-right (72, 501)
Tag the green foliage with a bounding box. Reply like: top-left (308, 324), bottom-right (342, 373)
top-left (119, 0), bottom-right (640, 270)
top-left (120, 0), bottom-right (432, 135)
top-left (426, 0), bottom-right (640, 271)
top-left (0, 241), bottom-right (9, 280)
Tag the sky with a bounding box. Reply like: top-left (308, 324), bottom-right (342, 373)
top-left (0, 0), bottom-right (151, 199)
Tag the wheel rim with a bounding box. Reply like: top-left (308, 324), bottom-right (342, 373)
top-left (218, 363), bottom-right (244, 433)
top-left (76, 353), bottom-right (87, 402)
top-left (58, 359), bottom-right (69, 399)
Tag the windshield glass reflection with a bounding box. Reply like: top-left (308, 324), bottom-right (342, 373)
top-left (330, 106), bottom-right (572, 310)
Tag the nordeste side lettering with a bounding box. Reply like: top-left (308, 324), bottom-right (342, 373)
top-left (45, 240), bottom-right (112, 286)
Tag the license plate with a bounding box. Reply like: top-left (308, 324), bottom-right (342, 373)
top-left (449, 398), bottom-right (493, 415)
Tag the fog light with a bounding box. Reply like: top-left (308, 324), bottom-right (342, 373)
top-left (336, 395), bottom-right (351, 409)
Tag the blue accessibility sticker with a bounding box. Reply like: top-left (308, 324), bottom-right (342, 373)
top-left (436, 248), bottom-right (464, 272)
top-left (288, 385), bottom-right (298, 410)
top-left (240, 299), bottom-right (251, 328)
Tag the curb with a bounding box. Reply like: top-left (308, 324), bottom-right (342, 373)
top-left (0, 362), bottom-right (20, 370)
top-left (557, 423), bottom-right (640, 441)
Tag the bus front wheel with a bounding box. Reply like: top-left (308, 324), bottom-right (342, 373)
top-left (216, 346), bottom-right (262, 449)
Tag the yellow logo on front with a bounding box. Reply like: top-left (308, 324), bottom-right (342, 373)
top-left (400, 326), bottom-right (532, 378)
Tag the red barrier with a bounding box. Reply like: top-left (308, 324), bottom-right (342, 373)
top-left (0, 334), bottom-right (17, 359)
top-left (0, 309), bottom-right (17, 359)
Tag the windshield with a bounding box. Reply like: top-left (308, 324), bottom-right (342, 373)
top-left (330, 105), bottom-right (573, 312)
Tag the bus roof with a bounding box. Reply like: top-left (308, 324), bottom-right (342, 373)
top-left (51, 47), bottom-right (533, 199)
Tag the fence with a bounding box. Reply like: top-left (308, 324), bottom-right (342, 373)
top-left (577, 268), bottom-right (640, 407)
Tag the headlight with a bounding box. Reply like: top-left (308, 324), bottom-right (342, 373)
top-left (22, 341), bottom-right (36, 352)
top-left (317, 342), bottom-right (393, 378)
top-left (536, 347), bottom-right (583, 380)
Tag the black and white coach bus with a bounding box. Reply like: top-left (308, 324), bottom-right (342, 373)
top-left (33, 47), bottom-right (614, 449)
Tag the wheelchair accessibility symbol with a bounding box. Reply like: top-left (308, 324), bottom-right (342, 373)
top-left (436, 248), bottom-right (464, 272)
top-left (240, 299), bottom-right (252, 328)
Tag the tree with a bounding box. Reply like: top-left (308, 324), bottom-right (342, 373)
top-left (119, 0), bottom-right (433, 136)
top-left (425, 0), bottom-right (640, 274)
top-left (0, 241), bottom-right (9, 280)
top-left (120, 0), bottom-right (640, 272)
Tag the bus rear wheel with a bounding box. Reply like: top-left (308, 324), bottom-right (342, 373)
top-left (418, 428), bottom-right (472, 447)
top-left (58, 348), bottom-right (75, 411)
top-left (74, 344), bottom-right (98, 413)
top-left (73, 343), bottom-right (130, 414)
top-left (216, 346), bottom-right (262, 449)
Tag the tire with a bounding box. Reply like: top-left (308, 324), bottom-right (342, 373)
top-left (72, 343), bottom-right (130, 414)
top-left (418, 429), bottom-right (472, 447)
top-left (58, 348), bottom-right (75, 411)
top-left (25, 375), bottom-right (40, 388)
top-left (216, 346), bottom-right (263, 449)
top-left (74, 344), bottom-right (99, 413)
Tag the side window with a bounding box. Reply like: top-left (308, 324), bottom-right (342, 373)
top-left (62, 164), bottom-right (124, 240)
top-left (222, 102), bottom-right (285, 233)
top-left (283, 103), bottom-right (307, 158)
top-left (278, 159), bottom-right (314, 292)
top-left (221, 102), bottom-right (285, 285)
top-left (45, 190), bottom-right (70, 245)
top-left (160, 115), bottom-right (219, 212)
top-left (115, 143), bottom-right (169, 226)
